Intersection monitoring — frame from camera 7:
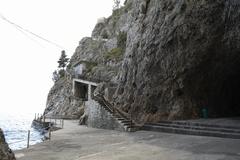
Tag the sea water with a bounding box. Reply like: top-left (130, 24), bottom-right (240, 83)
top-left (0, 112), bottom-right (44, 150)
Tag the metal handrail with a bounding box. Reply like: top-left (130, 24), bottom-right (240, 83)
top-left (43, 115), bottom-right (67, 119)
top-left (8, 116), bottom-right (64, 149)
top-left (94, 94), bottom-right (114, 113)
top-left (94, 94), bottom-right (133, 125)
top-left (103, 96), bottom-right (130, 120)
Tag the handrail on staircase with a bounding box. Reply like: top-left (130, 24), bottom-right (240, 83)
top-left (93, 94), bottom-right (114, 113)
top-left (94, 94), bottom-right (132, 123)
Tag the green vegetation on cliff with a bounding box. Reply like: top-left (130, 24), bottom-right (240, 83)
top-left (104, 47), bottom-right (123, 61)
top-left (81, 61), bottom-right (98, 73)
top-left (104, 31), bottom-right (127, 61)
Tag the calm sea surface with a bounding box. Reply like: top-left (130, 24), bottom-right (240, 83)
top-left (0, 112), bottom-right (44, 150)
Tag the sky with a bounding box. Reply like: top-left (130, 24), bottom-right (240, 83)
top-left (0, 0), bottom-right (118, 115)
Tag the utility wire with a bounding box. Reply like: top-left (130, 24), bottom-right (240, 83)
top-left (9, 20), bottom-right (45, 48)
top-left (0, 13), bottom-right (68, 51)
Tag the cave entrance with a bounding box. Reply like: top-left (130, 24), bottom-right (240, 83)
top-left (187, 54), bottom-right (240, 119)
top-left (208, 74), bottom-right (240, 118)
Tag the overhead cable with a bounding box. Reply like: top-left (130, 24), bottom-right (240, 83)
top-left (0, 13), bottom-right (67, 51)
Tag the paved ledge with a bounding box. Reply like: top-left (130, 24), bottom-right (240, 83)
top-left (15, 120), bottom-right (240, 160)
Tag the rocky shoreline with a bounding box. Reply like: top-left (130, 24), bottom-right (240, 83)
top-left (0, 129), bottom-right (15, 160)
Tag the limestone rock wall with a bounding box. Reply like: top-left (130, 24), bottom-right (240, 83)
top-left (114, 0), bottom-right (240, 123)
top-left (0, 129), bottom-right (15, 160)
top-left (44, 78), bottom-right (83, 119)
top-left (44, 6), bottom-right (127, 118)
top-left (45, 0), bottom-right (240, 124)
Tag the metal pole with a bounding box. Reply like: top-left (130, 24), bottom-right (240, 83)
top-left (130, 112), bottom-right (132, 129)
top-left (49, 129), bottom-right (51, 141)
top-left (48, 123), bottom-right (51, 141)
top-left (27, 130), bottom-right (30, 148)
top-left (62, 119), bottom-right (64, 129)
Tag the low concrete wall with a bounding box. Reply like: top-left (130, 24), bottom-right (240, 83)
top-left (85, 100), bottom-right (125, 131)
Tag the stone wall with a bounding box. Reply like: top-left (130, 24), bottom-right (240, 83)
top-left (85, 99), bottom-right (125, 131)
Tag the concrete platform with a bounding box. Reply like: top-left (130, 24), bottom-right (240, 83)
top-left (15, 120), bottom-right (240, 160)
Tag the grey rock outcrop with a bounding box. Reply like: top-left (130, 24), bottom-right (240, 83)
top-left (114, 0), bottom-right (240, 123)
top-left (44, 7), bottom-right (127, 118)
top-left (44, 78), bottom-right (83, 119)
top-left (45, 0), bottom-right (240, 124)
top-left (0, 129), bottom-right (15, 160)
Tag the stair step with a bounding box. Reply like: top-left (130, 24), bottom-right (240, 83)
top-left (126, 126), bottom-right (138, 130)
top-left (114, 116), bottom-right (123, 118)
top-left (145, 123), bottom-right (240, 134)
top-left (116, 118), bottom-right (125, 121)
top-left (152, 120), bottom-right (240, 130)
top-left (122, 123), bottom-right (132, 126)
top-left (124, 125), bottom-right (137, 131)
top-left (142, 124), bottom-right (240, 139)
top-left (120, 120), bottom-right (131, 123)
top-left (127, 127), bottom-right (138, 132)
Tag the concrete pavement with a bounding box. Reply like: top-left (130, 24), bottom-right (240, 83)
top-left (15, 120), bottom-right (240, 160)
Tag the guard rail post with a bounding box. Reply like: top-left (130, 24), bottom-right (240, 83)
top-left (62, 119), bottom-right (64, 129)
top-left (48, 123), bottom-right (51, 141)
top-left (130, 112), bottom-right (132, 129)
top-left (27, 130), bottom-right (30, 148)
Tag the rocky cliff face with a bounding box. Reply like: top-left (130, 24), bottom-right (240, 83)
top-left (114, 0), bottom-right (240, 123)
top-left (45, 0), bottom-right (240, 123)
top-left (0, 129), bottom-right (15, 160)
top-left (44, 5), bottom-right (128, 117)
top-left (44, 78), bottom-right (83, 119)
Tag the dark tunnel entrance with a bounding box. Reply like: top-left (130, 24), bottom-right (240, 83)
top-left (209, 74), bottom-right (240, 117)
top-left (74, 81), bottom-right (88, 101)
top-left (186, 54), bottom-right (240, 119)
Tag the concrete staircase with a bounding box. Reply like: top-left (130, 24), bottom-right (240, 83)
top-left (142, 120), bottom-right (240, 139)
top-left (112, 114), bottom-right (138, 132)
top-left (93, 95), bottom-right (138, 132)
